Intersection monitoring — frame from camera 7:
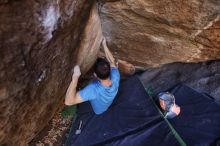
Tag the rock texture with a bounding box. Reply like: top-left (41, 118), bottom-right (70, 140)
top-left (0, 0), bottom-right (95, 145)
top-left (139, 60), bottom-right (220, 103)
top-left (99, 0), bottom-right (220, 67)
top-left (77, 3), bottom-right (103, 74)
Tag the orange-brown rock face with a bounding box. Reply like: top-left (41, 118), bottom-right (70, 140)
top-left (0, 0), bottom-right (95, 145)
top-left (99, 0), bottom-right (220, 67)
top-left (76, 3), bottom-right (103, 74)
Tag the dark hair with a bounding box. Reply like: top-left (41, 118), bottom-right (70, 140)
top-left (94, 58), bottom-right (110, 80)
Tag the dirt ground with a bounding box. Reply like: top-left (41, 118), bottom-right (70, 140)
top-left (28, 76), bottom-right (91, 146)
top-left (29, 107), bottom-right (74, 146)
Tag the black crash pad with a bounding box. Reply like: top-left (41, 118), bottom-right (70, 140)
top-left (65, 76), bottom-right (220, 146)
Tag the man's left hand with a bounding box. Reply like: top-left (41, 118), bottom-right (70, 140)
top-left (72, 65), bottom-right (81, 79)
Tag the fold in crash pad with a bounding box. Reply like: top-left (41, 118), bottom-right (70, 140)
top-left (65, 76), bottom-right (220, 146)
top-left (169, 85), bottom-right (220, 146)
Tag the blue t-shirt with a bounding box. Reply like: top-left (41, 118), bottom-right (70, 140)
top-left (79, 67), bottom-right (120, 114)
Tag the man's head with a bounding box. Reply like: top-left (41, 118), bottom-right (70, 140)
top-left (94, 58), bottom-right (111, 80)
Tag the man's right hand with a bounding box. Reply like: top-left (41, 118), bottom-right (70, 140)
top-left (72, 65), bottom-right (81, 79)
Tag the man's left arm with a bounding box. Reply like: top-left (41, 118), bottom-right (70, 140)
top-left (102, 38), bottom-right (117, 68)
top-left (65, 65), bottom-right (84, 106)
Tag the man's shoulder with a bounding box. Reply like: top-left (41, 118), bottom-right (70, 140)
top-left (111, 67), bottom-right (118, 70)
top-left (111, 67), bottom-right (120, 79)
top-left (86, 80), bottom-right (99, 89)
top-left (79, 80), bottom-right (97, 99)
top-left (111, 67), bottom-right (119, 74)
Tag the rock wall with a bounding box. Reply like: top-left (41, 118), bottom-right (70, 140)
top-left (76, 3), bottom-right (103, 74)
top-left (139, 60), bottom-right (220, 102)
top-left (99, 0), bottom-right (220, 67)
top-left (0, 0), bottom-right (95, 145)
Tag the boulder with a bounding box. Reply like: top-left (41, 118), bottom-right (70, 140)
top-left (139, 60), bottom-right (220, 103)
top-left (0, 0), bottom-right (95, 145)
top-left (99, 0), bottom-right (220, 67)
top-left (76, 3), bottom-right (103, 74)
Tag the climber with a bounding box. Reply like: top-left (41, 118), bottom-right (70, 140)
top-left (64, 38), bottom-right (120, 114)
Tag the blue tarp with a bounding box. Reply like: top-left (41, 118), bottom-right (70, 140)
top-left (65, 76), bottom-right (220, 146)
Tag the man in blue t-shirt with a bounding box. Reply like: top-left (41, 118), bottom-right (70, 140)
top-left (65, 38), bottom-right (120, 114)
